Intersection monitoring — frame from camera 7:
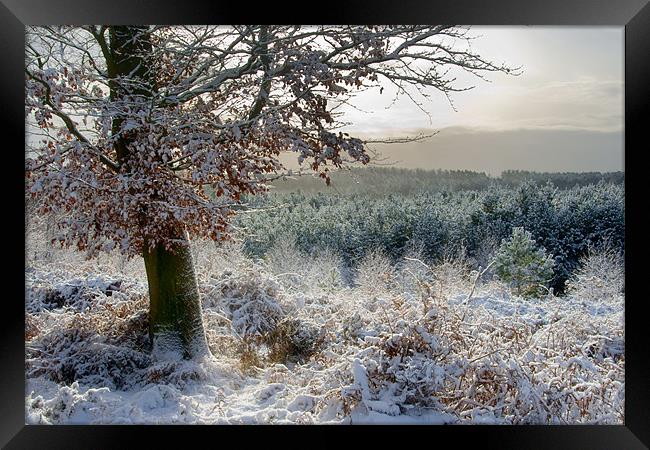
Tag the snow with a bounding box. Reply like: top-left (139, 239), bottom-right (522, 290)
top-left (24, 239), bottom-right (624, 425)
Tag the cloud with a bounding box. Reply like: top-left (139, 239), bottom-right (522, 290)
top-left (335, 28), bottom-right (623, 137)
top-left (361, 127), bottom-right (624, 176)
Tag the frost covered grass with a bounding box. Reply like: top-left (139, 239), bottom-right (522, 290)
top-left (25, 234), bottom-right (624, 424)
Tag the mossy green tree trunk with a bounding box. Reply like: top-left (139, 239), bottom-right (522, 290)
top-left (143, 233), bottom-right (210, 359)
top-left (108, 26), bottom-right (210, 359)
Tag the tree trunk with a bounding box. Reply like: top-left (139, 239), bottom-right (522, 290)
top-left (107, 26), bottom-right (211, 360)
top-left (143, 232), bottom-right (210, 359)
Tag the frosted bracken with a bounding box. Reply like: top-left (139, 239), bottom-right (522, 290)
top-left (25, 237), bottom-right (624, 424)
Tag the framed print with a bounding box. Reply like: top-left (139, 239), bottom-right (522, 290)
top-left (2, 0), bottom-right (649, 447)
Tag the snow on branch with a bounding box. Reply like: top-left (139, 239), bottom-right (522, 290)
top-left (25, 25), bottom-right (516, 255)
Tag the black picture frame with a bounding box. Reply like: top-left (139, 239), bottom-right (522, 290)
top-left (2, 1), bottom-right (648, 448)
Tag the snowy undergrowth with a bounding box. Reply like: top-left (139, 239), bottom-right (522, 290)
top-left (25, 238), bottom-right (624, 424)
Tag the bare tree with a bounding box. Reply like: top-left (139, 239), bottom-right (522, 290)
top-left (25, 25), bottom-right (515, 359)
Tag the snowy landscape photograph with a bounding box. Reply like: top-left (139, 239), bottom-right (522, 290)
top-left (24, 25), bottom-right (625, 425)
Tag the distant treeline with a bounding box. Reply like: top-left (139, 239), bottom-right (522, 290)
top-left (267, 167), bottom-right (624, 197)
top-left (238, 180), bottom-right (624, 294)
top-left (499, 170), bottom-right (624, 189)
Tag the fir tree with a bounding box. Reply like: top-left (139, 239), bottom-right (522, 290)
top-left (494, 227), bottom-right (555, 298)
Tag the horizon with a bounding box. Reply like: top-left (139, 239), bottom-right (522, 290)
top-left (284, 26), bottom-right (625, 175)
top-left (278, 153), bottom-right (625, 177)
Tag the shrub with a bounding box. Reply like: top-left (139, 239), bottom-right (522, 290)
top-left (25, 294), bottom-right (152, 390)
top-left (565, 243), bottom-right (624, 303)
top-left (211, 269), bottom-right (285, 340)
top-left (494, 227), bottom-right (555, 298)
top-left (355, 250), bottom-right (396, 294)
top-left (265, 318), bottom-right (325, 364)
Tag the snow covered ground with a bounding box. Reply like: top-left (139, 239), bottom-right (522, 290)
top-left (24, 239), bottom-right (624, 425)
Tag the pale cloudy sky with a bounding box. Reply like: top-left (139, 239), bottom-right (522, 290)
top-left (28, 26), bottom-right (624, 175)
top-left (289, 26), bottom-right (625, 175)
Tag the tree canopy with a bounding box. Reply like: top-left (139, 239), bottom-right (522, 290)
top-left (26, 25), bottom-right (516, 256)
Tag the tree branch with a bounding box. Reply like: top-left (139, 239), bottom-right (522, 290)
top-left (26, 68), bottom-right (120, 173)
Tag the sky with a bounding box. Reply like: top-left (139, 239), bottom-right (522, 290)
top-left (282, 26), bottom-right (624, 176)
top-left (27, 26), bottom-right (624, 176)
